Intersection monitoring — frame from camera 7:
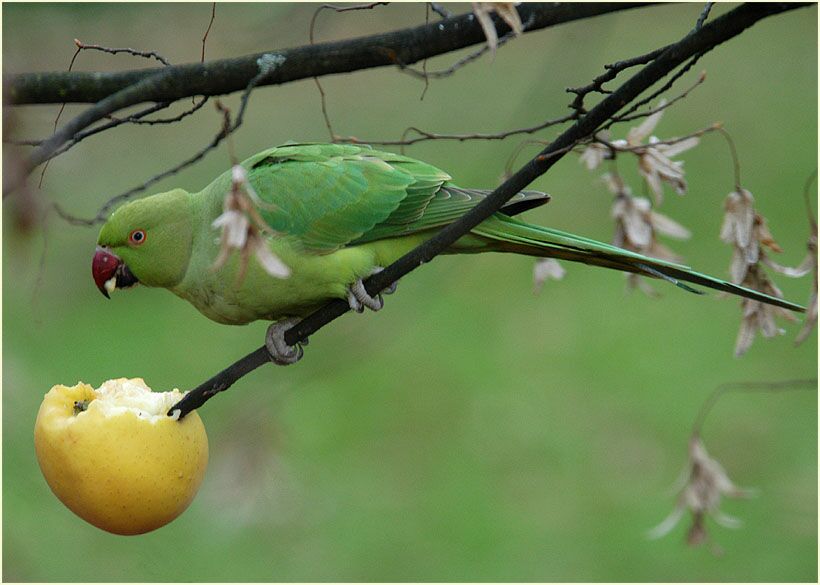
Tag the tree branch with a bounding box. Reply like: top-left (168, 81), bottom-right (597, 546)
top-left (169, 2), bottom-right (809, 418)
top-left (4, 3), bottom-right (656, 196)
top-left (5, 3), bottom-right (651, 106)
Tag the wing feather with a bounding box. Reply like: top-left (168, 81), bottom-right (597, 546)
top-left (234, 143), bottom-right (547, 252)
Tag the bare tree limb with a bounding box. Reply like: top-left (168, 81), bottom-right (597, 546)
top-left (169, 2), bottom-right (809, 418)
top-left (5, 3), bottom-right (652, 106)
top-left (43, 98), bottom-right (210, 165)
top-left (3, 3), bottom-right (655, 196)
top-left (53, 67), bottom-right (271, 226)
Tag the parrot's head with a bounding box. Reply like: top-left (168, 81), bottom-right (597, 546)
top-left (93, 189), bottom-right (193, 298)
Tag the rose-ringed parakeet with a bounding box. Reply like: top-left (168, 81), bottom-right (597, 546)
top-left (92, 143), bottom-right (803, 363)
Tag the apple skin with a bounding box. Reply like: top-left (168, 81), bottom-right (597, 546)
top-left (34, 380), bottom-right (209, 535)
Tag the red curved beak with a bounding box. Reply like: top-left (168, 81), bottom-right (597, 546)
top-left (92, 246), bottom-right (121, 299)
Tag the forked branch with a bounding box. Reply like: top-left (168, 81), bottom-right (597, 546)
top-left (169, 2), bottom-right (808, 418)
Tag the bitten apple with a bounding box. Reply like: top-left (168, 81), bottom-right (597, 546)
top-left (34, 378), bottom-right (208, 535)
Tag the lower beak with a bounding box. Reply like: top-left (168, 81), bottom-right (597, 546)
top-left (93, 246), bottom-right (121, 299)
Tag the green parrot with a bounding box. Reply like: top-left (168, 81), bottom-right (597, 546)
top-left (92, 143), bottom-right (803, 363)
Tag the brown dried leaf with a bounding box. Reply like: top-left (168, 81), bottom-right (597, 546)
top-left (211, 165), bottom-right (290, 281)
top-left (734, 265), bottom-right (797, 357)
top-left (649, 436), bottom-right (751, 545)
top-left (720, 189), bottom-right (755, 250)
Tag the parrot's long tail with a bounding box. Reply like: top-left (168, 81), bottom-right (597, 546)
top-left (472, 214), bottom-right (804, 312)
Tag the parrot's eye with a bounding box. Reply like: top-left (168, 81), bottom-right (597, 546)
top-left (128, 229), bottom-right (146, 246)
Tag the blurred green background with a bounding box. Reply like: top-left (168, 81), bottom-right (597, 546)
top-left (3, 3), bottom-right (817, 582)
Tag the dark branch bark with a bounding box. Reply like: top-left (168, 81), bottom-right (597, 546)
top-left (5, 3), bottom-right (651, 106)
top-left (169, 2), bottom-right (809, 418)
top-left (4, 3), bottom-right (655, 195)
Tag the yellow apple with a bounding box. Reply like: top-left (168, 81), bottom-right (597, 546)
top-left (34, 378), bottom-right (209, 535)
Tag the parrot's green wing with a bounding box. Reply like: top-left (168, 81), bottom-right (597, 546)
top-left (233, 143), bottom-right (801, 313)
top-left (245, 143), bottom-right (423, 252)
top-left (241, 143), bottom-right (546, 252)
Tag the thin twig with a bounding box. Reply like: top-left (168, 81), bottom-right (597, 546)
top-left (195, 3), bottom-right (216, 105)
top-left (53, 68), bottom-right (270, 226)
top-left (109, 97), bottom-right (209, 125)
top-left (339, 113), bottom-right (575, 147)
top-left (504, 138), bottom-right (548, 178)
top-left (593, 121), bottom-right (721, 153)
top-left (309, 2), bottom-right (391, 42)
top-left (420, 3), bottom-right (431, 100)
top-left (215, 101), bottom-right (238, 164)
top-left (511, 56), bottom-right (705, 174)
top-left (20, 102), bottom-right (172, 153)
top-left (52, 202), bottom-right (100, 227)
top-left (24, 102), bottom-right (211, 163)
top-left (608, 70), bottom-right (706, 125)
top-left (605, 52), bottom-right (705, 128)
top-left (102, 102), bottom-right (171, 124)
top-left (201, 3), bottom-right (216, 63)
top-left (45, 99), bottom-right (211, 164)
top-left (48, 103), bottom-right (170, 160)
top-left (715, 126), bottom-right (742, 190)
top-left (694, 2), bottom-right (715, 31)
top-left (74, 39), bottom-right (171, 66)
top-left (315, 78), bottom-right (337, 141)
top-left (397, 26), bottom-right (520, 80)
top-left (691, 379), bottom-right (817, 437)
top-left (36, 44), bottom-right (82, 188)
top-left (566, 45), bottom-right (668, 115)
top-left (308, 2), bottom-right (390, 142)
top-left (36, 38), bottom-right (176, 188)
top-left (429, 2), bottom-right (452, 19)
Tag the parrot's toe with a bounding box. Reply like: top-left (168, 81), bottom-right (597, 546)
top-left (346, 267), bottom-right (400, 312)
top-left (265, 318), bottom-right (304, 365)
top-left (347, 279), bottom-right (384, 313)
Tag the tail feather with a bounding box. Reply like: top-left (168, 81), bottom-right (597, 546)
top-left (473, 214), bottom-right (805, 313)
top-left (440, 186), bottom-right (551, 216)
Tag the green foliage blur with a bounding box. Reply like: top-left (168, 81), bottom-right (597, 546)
top-left (3, 3), bottom-right (816, 581)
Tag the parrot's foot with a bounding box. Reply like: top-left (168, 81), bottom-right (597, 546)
top-left (265, 318), bottom-right (304, 366)
top-left (347, 279), bottom-right (383, 313)
top-left (346, 267), bottom-right (400, 313)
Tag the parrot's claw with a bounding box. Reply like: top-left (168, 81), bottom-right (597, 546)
top-left (265, 318), bottom-right (304, 365)
top-left (347, 279), bottom-right (383, 313)
top-left (346, 267), bottom-right (400, 313)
